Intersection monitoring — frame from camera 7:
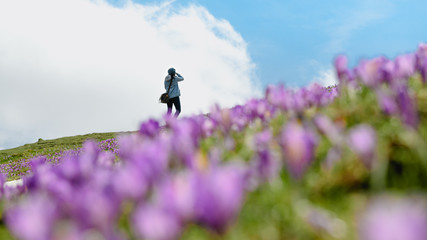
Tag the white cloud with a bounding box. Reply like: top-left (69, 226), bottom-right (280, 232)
top-left (0, 0), bottom-right (260, 149)
top-left (311, 67), bottom-right (338, 87)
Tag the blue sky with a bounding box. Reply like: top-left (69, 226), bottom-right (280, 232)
top-left (128, 0), bottom-right (426, 87)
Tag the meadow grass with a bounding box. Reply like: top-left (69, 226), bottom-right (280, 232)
top-left (0, 132), bottom-right (131, 164)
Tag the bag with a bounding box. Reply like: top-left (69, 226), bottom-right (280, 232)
top-left (159, 75), bottom-right (174, 104)
top-left (159, 93), bottom-right (169, 103)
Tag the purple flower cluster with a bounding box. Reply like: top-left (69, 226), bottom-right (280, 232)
top-left (335, 43), bottom-right (427, 128)
top-left (4, 132), bottom-right (248, 239)
top-left (0, 159), bottom-right (32, 179)
top-left (266, 83), bottom-right (338, 112)
top-left (2, 43), bottom-right (426, 239)
top-left (1, 82), bottom-right (341, 239)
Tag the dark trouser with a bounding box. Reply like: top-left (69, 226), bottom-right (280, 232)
top-left (167, 96), bottom-right (181, 117)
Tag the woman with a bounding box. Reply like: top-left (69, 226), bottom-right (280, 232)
top-left (164, 67), bottom-right (184, 117)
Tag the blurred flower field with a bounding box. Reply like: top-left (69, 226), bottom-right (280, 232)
top-left (1, 43), bottom-right (427, 240)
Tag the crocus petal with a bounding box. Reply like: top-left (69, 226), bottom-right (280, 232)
top-left (139, 119), bottom-right (161, 138)
top-left (132, 204), bottom-right (182, 240)
top-left (376, 90), bottom-right (398, 115)
top-left (334, 55), bottom-right (352, 84)
top-left (280, 120), bottom-right (317, 179)
top-left (355, 57), bottom-right (387, 87)
top-left (194, 165), bottom-right (247, 233)
top-left (395, 84), bottom-right (418, 128)
top-left (394, 54), bottom-right (416, 79)
top-left (347, 124), bottom-right (377, 167)
top-left (359, 195), bottom-right (427, 240)
top-left (6, 194), bottom-right (57, 240)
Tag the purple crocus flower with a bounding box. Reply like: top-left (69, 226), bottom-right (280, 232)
top-left (416, 43), bottom-right (427, 81)
top-left (96, 151), bottom-right (116, 168)
top-left (358, 195), bottom-right (427, 240)
top-left (139, 119), bottom-right (161, 138)
top-left (200, 116), bottom-right (216, 137)
top-left (58, 154), bottom-right (82, 183)
top-left (117, 133), bottom-right (146, 162)
top-left (334, 55), bottom-right (353, 84)
top-left (29, 156), bottom-right (47, 170)
top-left (27, 163), bottom-right (74, 203)
top-left (165, 119), bottom-right (203, 168)
top-left (230, 105), bottom-right (250, 131)
top-left (117, 133), bottom-right (171, 184)
top-left (132, 203), bottom-right (182, 240)
top-left (375, 89), bottom-right (399, 115)
top-left (44, 177), bottom-right (74, 205)
top-left (6, 193), bottom-right (58, 240)
top-left (156, 172), bottom-right (197, 222)
top-left (380, 58), bottom-right (395, 84)
top-left (0, 173), bottom-right (6, 191)
top-left (289, 88), bottom-right (307, 112)
top-left (327, 86), bottom-right (339, 100)
top-left (209, 104), bottom-right (233, 134)
top-left (355, 57), bottom-right (387, 87)
top-left (254, 129), bottom-right (272, 149)
top-left (395, 83), bottom-right (418, 128)
top-left (244, 98), bottom-right (271, 121)
top-left (73, 140), bottom-right (100, 180)
top-left (347, 124), bottom-right (377, 167)
top-left (252, 149), bottom-right (281, 183)
top-left (72, 187), bottom-right (120, 232)
top-left (313, 114), bottom-right (343, 144)
top-left (306, 83), bottom-right (329, 107)
top-left (335, 55), bottom-right (348, 77)
top-left (419, 56), bottom-right (427, 83)
top-left (112, 164), bottom-right (148, 201)
top-left (171, 118), bottom-right (202, 150)
top-left (251, 130), bottom-right (281, 181)
top-left (394, 53), bottom-right (416, 80)
top-left (193, 164), bottom-right (247, 233)
top-left (280, 120), bottom-right (318, 179)
top-left (131, 139), bottom-right (170, 184)
top-left (265, 84), bottom-right (291, 111)
top-left (416, 43), bottom-right (427, 58)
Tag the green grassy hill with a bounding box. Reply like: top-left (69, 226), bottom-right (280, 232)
top-left (0, 132), bottom-right (128, 164)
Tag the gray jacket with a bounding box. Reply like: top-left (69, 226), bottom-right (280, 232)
top-left (164, 73), bottom-right (184, 98)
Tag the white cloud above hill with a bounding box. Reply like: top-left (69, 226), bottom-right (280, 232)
top-left (312, 68), bottom-right (338, 87)
top-left (0, 0), bottom-right (260, 149)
